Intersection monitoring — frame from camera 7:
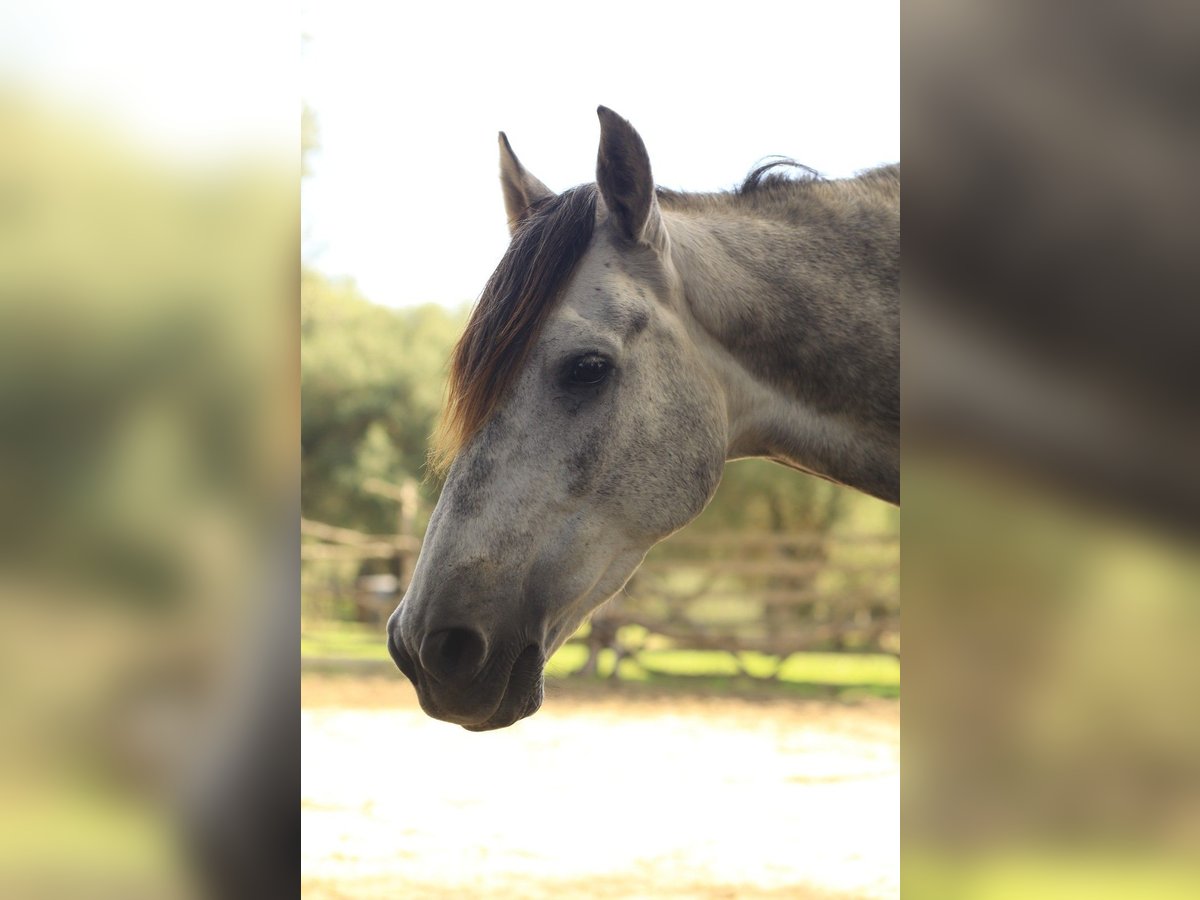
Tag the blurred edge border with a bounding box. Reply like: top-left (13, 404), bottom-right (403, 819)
top-left (903, 0), bottom-right (1200, 895)
top-left (2, 1), bottom-right (1199, 897)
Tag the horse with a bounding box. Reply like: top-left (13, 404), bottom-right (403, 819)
top-left (387, 106), bottom-right (899, 730)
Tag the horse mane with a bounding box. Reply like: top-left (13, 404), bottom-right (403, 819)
top-left (657, 159), bottom-right (898, 215)
top-left (655, 158), bottom-right (824, 214)
top-left (738, 158), bottom-right (822, 192)
top-left (430, 183), bottom-right (598, 475)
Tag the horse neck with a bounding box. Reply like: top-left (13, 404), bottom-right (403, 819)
top-left (662, 174), bottom-right (900, 503)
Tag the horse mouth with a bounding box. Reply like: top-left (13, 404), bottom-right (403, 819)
top-left (462, 644), bottom-right (544, 732)
top-left (387, 623), bottom-right (545, 731)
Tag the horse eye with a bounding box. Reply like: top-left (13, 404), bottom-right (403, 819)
top-left (567, 355), bottom-right (612, 386)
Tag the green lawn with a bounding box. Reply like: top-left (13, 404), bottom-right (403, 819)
top-left (303, 620), bottom-right (900, 696)
top-left (301, 622), bottom-right (395, 661)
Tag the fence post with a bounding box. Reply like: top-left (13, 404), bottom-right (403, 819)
top-left (362, 476), bottom-right (421, 597)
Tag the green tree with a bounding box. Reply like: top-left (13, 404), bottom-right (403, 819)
top-left (300, 269), bottom-right (464, 532)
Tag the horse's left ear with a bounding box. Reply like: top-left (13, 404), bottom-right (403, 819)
top-left (499, 132), bottom-right (555, 236)
top-left (596, 106), bottom-right (664, 249)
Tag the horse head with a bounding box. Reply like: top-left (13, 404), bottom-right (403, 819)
top-left (388, 107), bottom-right (899, 730)
top-left (387, 108), bottom-right (726, 729)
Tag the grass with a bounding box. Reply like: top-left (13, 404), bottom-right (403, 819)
top-left (301, 621), bottom-right (392, 661)
top-left (303, 619), bottom-right (900, 698)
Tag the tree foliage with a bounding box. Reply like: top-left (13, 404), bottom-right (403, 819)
top-left (300, 268), bottom-right (464, 532)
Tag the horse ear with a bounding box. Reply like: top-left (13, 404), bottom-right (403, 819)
top-left (499, 132), bottom-right (554, 236)
top-left (596, 106), bottom-right (663, 248)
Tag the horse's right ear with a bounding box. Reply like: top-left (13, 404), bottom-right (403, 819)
top-left (596, 106), bottom-right (663, 249)
top-left (499, 132), bottom-right (554, 236)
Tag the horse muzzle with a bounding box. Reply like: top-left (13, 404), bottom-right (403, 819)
top-left (386, 615), bottom-right (545, 731)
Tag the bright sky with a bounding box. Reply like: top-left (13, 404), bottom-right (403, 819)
top-left (301, 1), bottom-right (899, 308)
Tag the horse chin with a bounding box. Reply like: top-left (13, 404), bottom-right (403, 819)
top-left (461, 644), bottom-right (545, 732)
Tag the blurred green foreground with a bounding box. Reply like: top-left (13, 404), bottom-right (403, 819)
top-left (1, 93), bottom-right (295, 897)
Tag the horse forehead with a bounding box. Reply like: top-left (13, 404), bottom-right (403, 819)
top-left (552, 248), bottom-right (649, 336)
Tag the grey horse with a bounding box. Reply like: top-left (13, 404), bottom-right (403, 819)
top-left (388, 107), bottom-right (898, 730)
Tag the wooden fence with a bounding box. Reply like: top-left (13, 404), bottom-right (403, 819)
top-left (300, 478), bottom-right (422, 624)
top-left (302, 480), bottom-right (899, 675)
top-left (582, 529), bottom-right (898, 677)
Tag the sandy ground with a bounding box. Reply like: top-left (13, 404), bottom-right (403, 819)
top-left (302, 675), bottom-right (899, 899)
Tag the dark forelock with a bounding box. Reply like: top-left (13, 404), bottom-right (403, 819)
top-left (431, 184), bottom-right (599, 473)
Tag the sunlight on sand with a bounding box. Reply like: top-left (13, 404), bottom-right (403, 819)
top-left (302, 680), bottom-right (898, 899)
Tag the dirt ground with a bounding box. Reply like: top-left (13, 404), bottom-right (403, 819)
top-left (302, 674), bottom-right (899, 899)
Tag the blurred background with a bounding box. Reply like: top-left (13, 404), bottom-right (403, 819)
top-left (0, 1), bottom-right (296, 897)
top-left (903, 0), bottom-right (1200, 896)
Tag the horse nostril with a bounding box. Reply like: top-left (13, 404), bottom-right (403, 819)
top-left (419, 627), bottom-right (488, 684)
